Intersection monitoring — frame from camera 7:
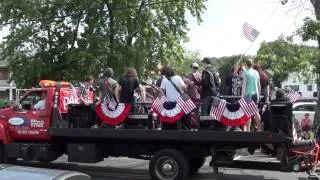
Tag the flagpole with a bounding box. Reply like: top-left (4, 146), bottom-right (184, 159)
top-left (235, 38), bottom-right (257, 70)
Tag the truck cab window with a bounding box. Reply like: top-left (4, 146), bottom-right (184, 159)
top-left (20, 91), bottom-right (46, 110)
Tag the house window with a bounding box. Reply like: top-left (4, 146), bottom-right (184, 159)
top-left (307, 85), bottom-right (313, 91)
top-left (290, 85), bottom-right (299, 91)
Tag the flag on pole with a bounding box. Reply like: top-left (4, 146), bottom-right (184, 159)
top-left (210, 99), bottom-right (227, 120)
top-left (243, 22), bottom-right (260, 42)
top-left (238, 98), bottom-right (259, 117)
top-left (176, 96), bottom-right (196, 114)
top-left (287, 92), bottom-right (301, 102)
top-left (152, 95), bottom-right (167, 113)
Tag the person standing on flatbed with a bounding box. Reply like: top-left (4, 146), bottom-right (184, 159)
top-left (97, 68), bottom-right (118, 105)
top-left (199, 57), bottom-right (221, 115)
top-left (115, 68), bottom-right (146, 104)
top-left (241, 59), bottom-right (262, 132)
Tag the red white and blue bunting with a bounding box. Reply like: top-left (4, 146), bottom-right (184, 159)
top-left (152, 94), bottom-right (196, 124)
top-left (95, 100), bottom-right (132, 126)
top-left (210, 97), bottom-right (259, 126)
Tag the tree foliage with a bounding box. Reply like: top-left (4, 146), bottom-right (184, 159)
top-left (167, 50), bottom-right (201, 77)
top-left (256, 37), bottom-right (319, 86)
top-left (0, 0), bottom-right (207, 88)
top-left (214, 55), bottom-right (240, 95)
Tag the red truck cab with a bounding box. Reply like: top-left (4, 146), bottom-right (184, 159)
top-left (0, 88), bottom-right (55, 142)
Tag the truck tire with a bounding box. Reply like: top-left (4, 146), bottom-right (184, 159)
top-left (149, 148), bottom-right (189, 180)
top-left (189, 157), bottom-right (206, 176)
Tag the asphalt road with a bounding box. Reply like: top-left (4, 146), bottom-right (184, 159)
top-left (16, 152), bottom-right (312, 180)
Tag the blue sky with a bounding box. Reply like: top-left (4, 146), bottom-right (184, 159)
top-left (184, 0), bottom-right (315, 58)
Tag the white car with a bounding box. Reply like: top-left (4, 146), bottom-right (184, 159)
top-left (293, 101), bottom-right (316, 126)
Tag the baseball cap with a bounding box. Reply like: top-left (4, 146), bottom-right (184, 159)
top-left (202, 57), bottom-right (212, 64)
top-left (191, 62), bottom-right (199, 68)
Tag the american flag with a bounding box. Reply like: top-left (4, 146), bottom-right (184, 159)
top-left (243, 22), bottom-right (260, 42)
top-left (107, 99), bottom-right (118, 111)
top-left (210, 99), bottom-right (227, 120)
top-left (152, 95), bottom-right (167, 113)
top-left (176, 96), bottom-right (196, 114)
top-left (287, 92), bottom-right (301, 102)
top-left (238, 98), bottom-right (259, 117)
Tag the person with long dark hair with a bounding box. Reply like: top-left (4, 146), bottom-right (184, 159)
top-left (160, 66), bottom-right (186, 102)
top-left (115, 68), bottom-right (146, 103)
top-left (253, 63), bottom-right (270, 103)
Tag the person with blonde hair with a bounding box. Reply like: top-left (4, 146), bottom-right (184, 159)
top-left (241, 59), bottom-right (262, 131)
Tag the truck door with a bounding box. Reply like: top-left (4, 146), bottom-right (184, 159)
top-left (8, 90), bottom-right (51, 140)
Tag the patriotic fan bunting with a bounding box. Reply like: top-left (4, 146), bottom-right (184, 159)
top-left (95, 100), bottom-right (132, 126)
top-left (152, 94), bottom-right (196, 124)
top-left (210, 98), bottom-right (259, 127)
top-left (158, 102), bottom-right (185, 123)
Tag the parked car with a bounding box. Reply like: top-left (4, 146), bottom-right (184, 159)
top-left (0, 164), bottom-right (91, 180)
top-left (295, 98), bottom-right (317, 103)
top-left (293, 101), bottom-right (316, 125)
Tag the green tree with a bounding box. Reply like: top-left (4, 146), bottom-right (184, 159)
top-left (167, 50), bottom-right (201, 76)
top-left (256, 37), bottom-right (318, 87)
top-left (214, 55), bottom-right (240, 95)
top-left (0, 0), bottom-right (207, 88)
top-left (295, 0), bottom-right (320, 127)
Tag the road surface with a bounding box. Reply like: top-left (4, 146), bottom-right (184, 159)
top-left (16, 152), bottom-right (311, 180)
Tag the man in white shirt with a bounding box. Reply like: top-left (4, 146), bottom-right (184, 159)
top-left (160, 67), bottom-right (186, 102)
top-left (34, 92), bottom-right (46, 110)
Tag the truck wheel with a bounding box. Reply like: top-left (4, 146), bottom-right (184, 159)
top-left (189, 157), bottom-right (206, 176)
top-left (149, 148), bottom-right (189, 180)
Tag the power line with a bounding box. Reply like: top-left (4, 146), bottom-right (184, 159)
top-left (0, 0), bottom-right (175, 26)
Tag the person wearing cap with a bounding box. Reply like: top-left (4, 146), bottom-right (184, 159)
top-left (185, 62), bottom-right (201, 101)
top-left (184, 62), bottom-right (202, 129)
top-left (199, 57), bottom-right (221, 115)
top-left (97, 68), bottom-right (118, 105)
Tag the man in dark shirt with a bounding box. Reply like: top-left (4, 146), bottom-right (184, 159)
top-left (199, 57), bottom-right (221, 115)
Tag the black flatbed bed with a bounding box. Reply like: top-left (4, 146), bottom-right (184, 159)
top-left (48, 128), bottom-right (292, 145)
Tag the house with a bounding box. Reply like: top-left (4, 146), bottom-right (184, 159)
top-left (281, 72), bottom-right (317, 98)
top-left (0, 60), bottom-right (16, 100)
